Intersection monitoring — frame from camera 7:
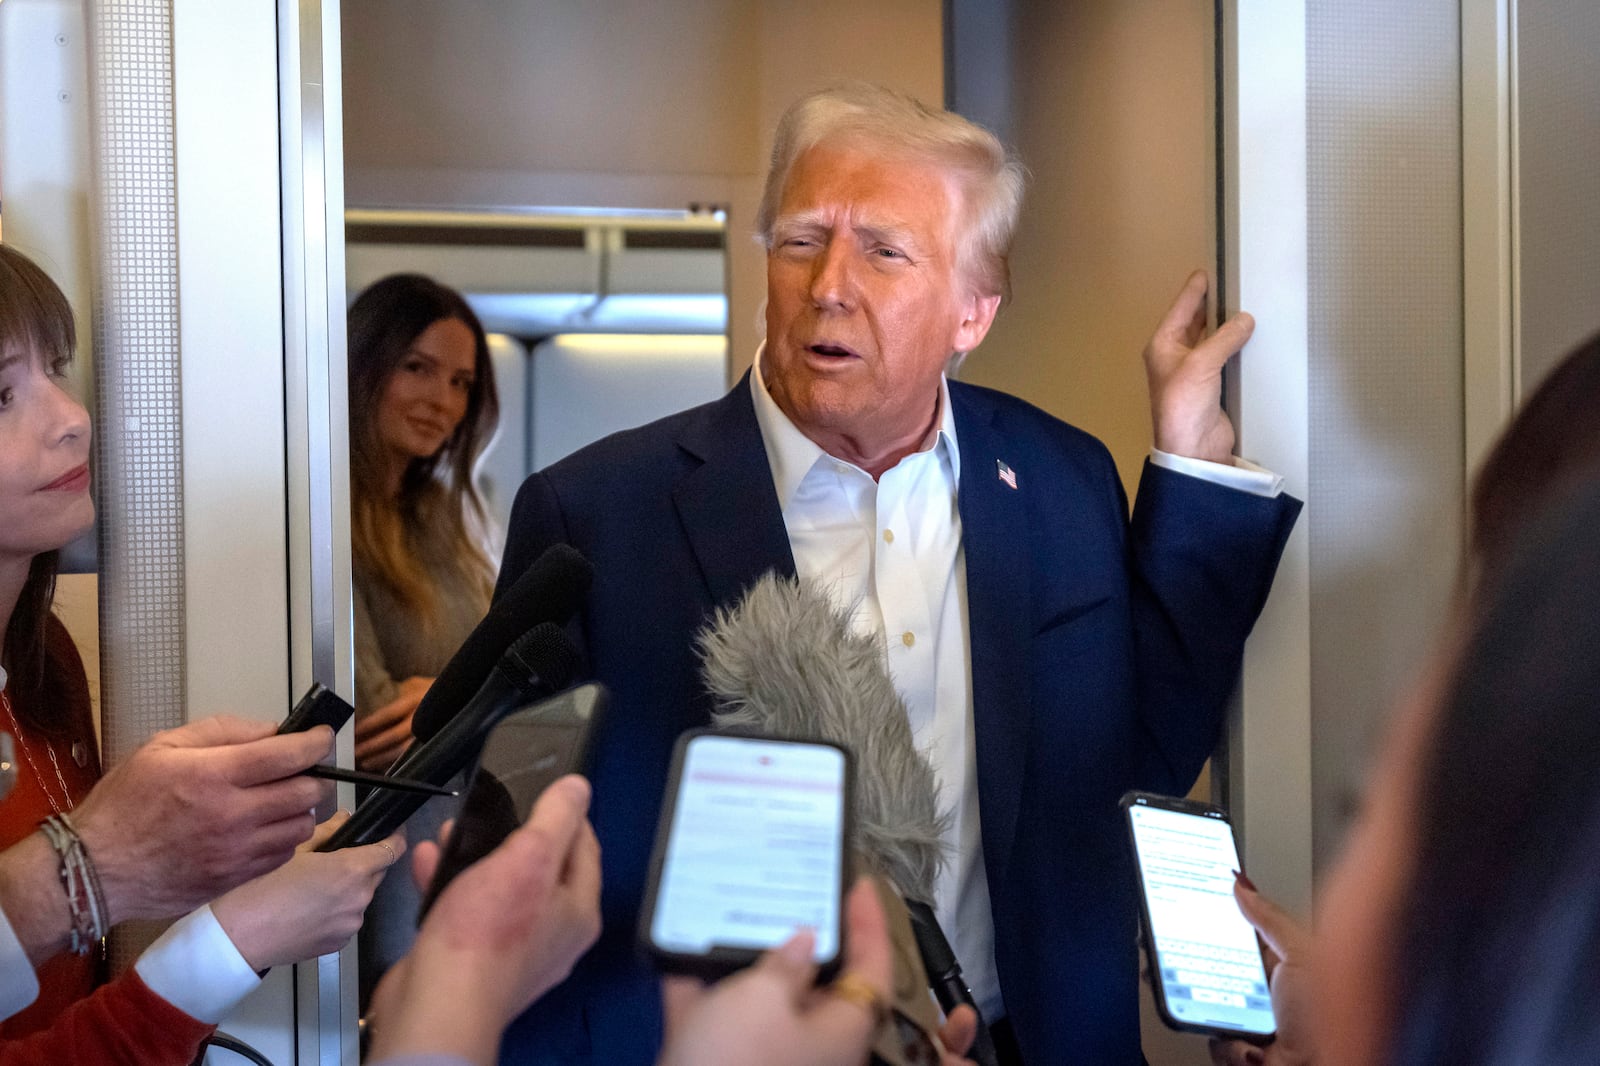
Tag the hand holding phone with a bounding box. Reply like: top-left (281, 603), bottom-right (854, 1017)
top-left (1122, 791), bottom-right (1276, 1041)
top-left (640, 731), bottom-right (853, 981)
top-left (418, 683), bottom-right (606, 918)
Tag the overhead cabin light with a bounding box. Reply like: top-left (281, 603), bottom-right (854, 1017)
top-left (466, 292), bottom-right (727, 337)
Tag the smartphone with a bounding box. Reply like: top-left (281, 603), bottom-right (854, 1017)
top-left (418, 683), bottom-right (606, 918)
top-left (640, 731), bottom-right (852, 981)
top-left (1121, 791), bottom-right (1276, 1041)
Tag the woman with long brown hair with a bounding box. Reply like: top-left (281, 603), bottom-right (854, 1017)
top-left (347, 273), bottom-right (499, 772)
top-left (345, 273), bottom-right (500, 988)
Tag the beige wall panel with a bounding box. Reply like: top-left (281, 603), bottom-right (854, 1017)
top-left (340, 0), bottom-right (942, 384)
top-left (1515, 0), bottom-right (1600, 391)
top-left (342, 0), bottom-right (761, 177)
top-left (967, 1), bottom-right (1216, 497)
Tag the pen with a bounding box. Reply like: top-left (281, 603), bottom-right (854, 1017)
top-left (303, 763), bottom-right (457, 797)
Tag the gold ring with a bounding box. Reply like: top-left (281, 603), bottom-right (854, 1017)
top-left (829, 971), bottom-right (887, 1025)
top-left (376, 842), bottom-right (397, 864)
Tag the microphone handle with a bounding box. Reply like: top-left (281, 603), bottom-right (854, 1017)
top-left (905, 898), bottom-right (1001, 1066)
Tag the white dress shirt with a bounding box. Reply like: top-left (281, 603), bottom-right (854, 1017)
top-left (752, 357), bottom-right (1005, 1016)
top-left (135, 903), bottom-right (262, 1023)
top-left (749, 353), bottom-right (1282, 1020)
top-left (0, 905), bottom-right (39, 1021)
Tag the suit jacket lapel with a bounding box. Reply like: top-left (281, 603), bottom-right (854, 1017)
top-left (673, 372), bottom-right (797, 605)
top-left (951, 383), bottom-right (1032, 893)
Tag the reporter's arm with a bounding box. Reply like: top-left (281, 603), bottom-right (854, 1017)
top-left (0, 832), bottom-right (78, 967)
top-left (366, 775), bottom-right (601, 1066)
top-left (71, 717), bottom-right (330, 925)
top-left (0, 968), bottom-right (214, 1066)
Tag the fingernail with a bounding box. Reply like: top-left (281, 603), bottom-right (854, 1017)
top-left (1233, 869), bottom-right (1259, 892)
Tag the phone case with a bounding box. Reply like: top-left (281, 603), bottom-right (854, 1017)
top-left (638, 728), bottom-right (853, 982)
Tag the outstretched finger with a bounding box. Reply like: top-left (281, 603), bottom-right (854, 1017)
top-left (839, 877), bottom-right (893, 998)
top-left (1154, 270), bottom-right (1211, 343)
top-left (754, 929), bottom-right (820, 1008)
top-left (562, 820), bottom-right (603, 904)
top-left (513, 775), bottom-right (592, 893)
top-left (224, 726), bottom-right (336, 786)
top-left (1233, 876), bottom-right (1311, 962)
top-left (164, 715), bottom-right (277, 749)
top-left (409, 839), bottom-right (442, 892)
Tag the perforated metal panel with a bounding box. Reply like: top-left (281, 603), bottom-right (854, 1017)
top-left (1515, 0), bottom-right (1600, 392)
top-left (1306, 0), bottom-right (1465, 874)
top-left (84, 0), bottom-right (185, 963)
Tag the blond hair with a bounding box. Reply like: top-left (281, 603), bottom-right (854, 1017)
top-left (756, 83), bottom-right (1027, 303)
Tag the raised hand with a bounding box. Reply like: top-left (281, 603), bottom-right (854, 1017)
top-left (1143, 270), bottom-right (1256, 466)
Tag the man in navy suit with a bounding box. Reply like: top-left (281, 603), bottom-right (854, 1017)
top-left (495, 84), bottom-right (1300, 1064)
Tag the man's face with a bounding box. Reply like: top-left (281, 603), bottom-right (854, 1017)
top-left (763, 140), bottom-right (999, 468)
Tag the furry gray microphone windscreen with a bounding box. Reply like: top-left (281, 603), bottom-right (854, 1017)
top-left (698, 574), bottom-right (1004, 1066)
top-left (696, 572), bottom-right (950, 901)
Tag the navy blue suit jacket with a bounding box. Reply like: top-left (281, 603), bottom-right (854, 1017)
top-left (495, 373), bottom-right (1300, 1064)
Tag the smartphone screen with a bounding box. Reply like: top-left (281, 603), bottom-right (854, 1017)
top-left (645, 733), bottom-right (849, 973)
top-left (1124, 793), bottom-right (1276, 1039)
top-left (419, 683), bottom-right (604, 917)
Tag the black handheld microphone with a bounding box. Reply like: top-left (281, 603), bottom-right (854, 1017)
top-left (317, 623), bottom-right (581, 851)
top-left (698, 574), bottom-right (1000, 1066)
top-left (903, 899), bottom-right (1000, 1065)
top-left (410, 543), bottom-right (593, 742)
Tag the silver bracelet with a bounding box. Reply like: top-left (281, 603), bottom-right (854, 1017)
top-left (40, 814), bottom-right (106, 955)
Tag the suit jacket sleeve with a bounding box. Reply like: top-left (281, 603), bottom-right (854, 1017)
top-left (1126, 459), bottom-right (1301, 793)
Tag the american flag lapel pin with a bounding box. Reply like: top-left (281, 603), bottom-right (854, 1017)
top-left (996, 459), bottom-right (1018, 490)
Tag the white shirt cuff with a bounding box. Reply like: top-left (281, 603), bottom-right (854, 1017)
top-left (0, 906), bottom-right (39, 1020)
top-left (134, 904), bottom-right (261, 1024)
top-left (1150, 448), bottom-right (1284, 498)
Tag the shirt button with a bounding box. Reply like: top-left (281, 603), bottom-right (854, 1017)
top-left (882, 529), bottom-right (895, 544)
top-left (901, 631), bottom-right (915, 648)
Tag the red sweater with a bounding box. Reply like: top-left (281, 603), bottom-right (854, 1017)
top-left (0, 968), bottom-right (214, 1066)
top-left (0, 616), bottom-right (102, 1038)
top-left (2, 618), bottom-right (215, 1064)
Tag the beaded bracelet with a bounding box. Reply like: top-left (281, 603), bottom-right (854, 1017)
top-left (40, 813), bottom-right (106, 955)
